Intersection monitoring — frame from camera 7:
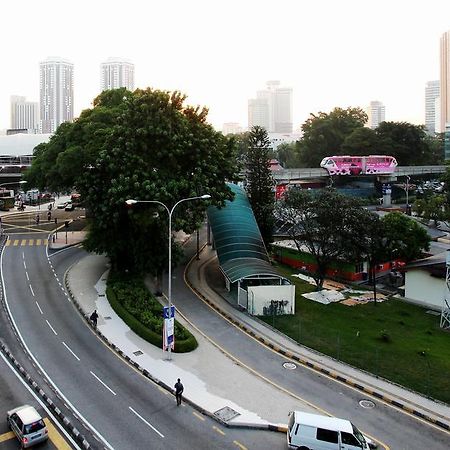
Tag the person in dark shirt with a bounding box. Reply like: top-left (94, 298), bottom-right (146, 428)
top-left (174, 378), bottom-right (184, 406)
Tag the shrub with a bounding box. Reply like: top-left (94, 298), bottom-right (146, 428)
top-left (106, 274), bottom-right (198, 353)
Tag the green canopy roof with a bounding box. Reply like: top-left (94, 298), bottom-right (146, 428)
top-left (207, 184), bottom-right (282, 283)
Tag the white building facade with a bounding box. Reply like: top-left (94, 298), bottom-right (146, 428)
top-left (367, 101), bottom-right (385, 129)
top-left (10, 96), bottom-right (39, 133)
top-left (39, 57), bottom-right (74, 134)
top-left (100, 57), bottom-right (134, 91)
top-left (248, 81), bottom-right (293, 133)
top-left (425, 80), bottom-right (440, 135)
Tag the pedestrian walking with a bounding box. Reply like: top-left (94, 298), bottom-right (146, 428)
top-left (174, 378), bottom-right (184, 406)
top-left (90, 310), bottom-right (98, 327)
top-left (35, 214), bottom-right (40, 225)
top-left (47, 210), bottom-right (52, 221)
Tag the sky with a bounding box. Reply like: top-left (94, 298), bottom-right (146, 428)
top-left (2, 0), bottom-right (450, 132)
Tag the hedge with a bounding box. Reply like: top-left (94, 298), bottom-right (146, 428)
top-left (106, 278), bottom-right (198, 353)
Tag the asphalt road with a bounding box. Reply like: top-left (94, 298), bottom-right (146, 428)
top-left (0, 233), bottom-right (285, 450)
top-left (172, 231), bottom-right (450, 450)
top-left (0, 349), bottom-right (77, 449)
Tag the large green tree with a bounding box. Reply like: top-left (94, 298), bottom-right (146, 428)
top-left (26, 88), bottom-right (240, 274)
top-left (298, 107), bottom-right (368, 167)
top-left (375, 122), bottom-right (431, 165)
top-left (245, 126), bottom-right (275, 245)
top-left (276, 188), bottom-right (372, 289)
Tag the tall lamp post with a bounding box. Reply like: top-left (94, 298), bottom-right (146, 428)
top-left (125, 194), bottom-right (211, 360)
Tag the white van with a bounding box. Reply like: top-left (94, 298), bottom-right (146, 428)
top-left (287, 411), bottom-right (376, 450)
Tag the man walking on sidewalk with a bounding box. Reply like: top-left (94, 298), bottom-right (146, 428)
top-left (174, 378), bottom-right (184, 406)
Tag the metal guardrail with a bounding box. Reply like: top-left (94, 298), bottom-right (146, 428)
top-left (272, 165), bottom-right (447, 181)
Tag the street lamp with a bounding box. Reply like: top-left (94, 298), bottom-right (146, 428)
top-left (125, 194), bottom-right (211, 360)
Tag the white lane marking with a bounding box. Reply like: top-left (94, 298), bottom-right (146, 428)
top-left (56, 277), bottom-right (60, 282)
top-left (46, 320), bottom-right (58, 335)
top-left (1, 245), bottom-right (114, 450)
top-left (0, 352), bottom-right (82, 450)
top-left (22, 252), bottom-right (25, 259)
top-left (128, 406), bottom-right (165, 438)
top-left (23, 260), bottom-right (26, 269)
top-left (25, 271), bottom-right (29, 281)
top-left (29, 284), bottom-right (35, 297)
top-left (62, 342), bottom-right (80, 361)
top-left (90, 371), bottom-right (117, 396)
top-left (35, 301), bottom-right (43, 315)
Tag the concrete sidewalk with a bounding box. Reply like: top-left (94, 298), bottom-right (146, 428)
top-left (63, 242), bottom-right (450, 434)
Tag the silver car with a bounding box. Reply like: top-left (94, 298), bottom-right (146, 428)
top-left (7, 404), bottom-right (48, 448)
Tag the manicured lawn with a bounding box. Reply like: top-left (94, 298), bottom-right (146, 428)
top-left (260, 264), bottom-right (450, 404)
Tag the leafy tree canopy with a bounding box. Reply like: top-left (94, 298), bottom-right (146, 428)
top-left (25, 88), bottom-right (240, 273)
top-left (298, 107), bottom-right (367, 167)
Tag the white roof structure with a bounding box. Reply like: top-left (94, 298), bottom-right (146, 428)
top-left (292, 411), bottom-right (353, 433)
top-left (0, 134), bottom-right (51, 156)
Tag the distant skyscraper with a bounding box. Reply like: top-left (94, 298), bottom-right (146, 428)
top-left (441, 31), bottom-right (450, 134)
top-left (10, 96), bottom-right (39, 132)
top-left (222, 122), bottom-right (243, 135)
top-left (425, 80), bottom-right (440, 135)
top-left (367, 101), bottom-right (385, 129)
top-left (248, 81), bottom-right (293, 133)
top-left (100, 57), bottom-right (134, 91)
top-left (39, 57), bottom-right (74, 134)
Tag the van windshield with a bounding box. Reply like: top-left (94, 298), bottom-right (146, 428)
top-left (24, 419), bottom-right (45, 434)
top-left (288, 412), bottom-right (295, 431)
top-left (352, 423), bottom-right (366, 446)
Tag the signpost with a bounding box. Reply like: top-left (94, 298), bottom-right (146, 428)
top-left (163, 305), bottom-right (175, 357)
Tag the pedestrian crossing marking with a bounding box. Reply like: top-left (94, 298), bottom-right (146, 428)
top-left (5, 238), bottom-right (48, 247)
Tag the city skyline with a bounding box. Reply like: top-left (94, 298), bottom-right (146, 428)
top-left (2, 1), bottom-right (450, 132)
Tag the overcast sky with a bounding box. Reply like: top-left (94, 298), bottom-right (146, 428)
top-left (2, 0), bottom-right (450, 132)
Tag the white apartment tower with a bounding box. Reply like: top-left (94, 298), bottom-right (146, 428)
top-left (440, 31), bottom-right (450, 133)
top-left (39, 57), bottom-right (74, 134)
top-left (425, 80), bottom-right (440, 134)
top-left (367, 101), bottom-right (385, 129)
top-left (10, 96), bottom-right (39, 132)
top-left (248, 81), bottom-right (293, 133)
top-left (100, 57), bottom-right (134, 91)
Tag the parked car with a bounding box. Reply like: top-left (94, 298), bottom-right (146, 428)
top-left (57, 201), bottom-right (68, 209)
top-left (7, 404), bottom-right (48, 448)
top-left (65, 202), bottom-right (75, 211)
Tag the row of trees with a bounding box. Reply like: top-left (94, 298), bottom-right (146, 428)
top-left (277, 189), bottom-right (430, 289)
top-left (273, 107), bottom-right (443, 168)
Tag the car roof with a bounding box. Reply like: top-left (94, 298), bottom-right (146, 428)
top-left (9, 405), bottom-right (42, 424)
top-left (293, 411), bottom-right (353, 433)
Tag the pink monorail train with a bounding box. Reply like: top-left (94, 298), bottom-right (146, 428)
top-left (320, 155), bottom-right (398, 176)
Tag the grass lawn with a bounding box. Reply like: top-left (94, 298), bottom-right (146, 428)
top-left (260, 264), bottom-right (450, 404)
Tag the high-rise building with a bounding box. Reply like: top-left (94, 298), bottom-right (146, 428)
top-left (39, 57), bottom-right (74, 134)
top-left (100, 57), bottom-right (134, 91)
top-left (440, 31), bottom-right (450, 134)
top-left (248, 81), bottom-right (293, 133)
top-left (367, 101), bottom-right (385, 129)
top-left (425, 80), bottom-right (440, 135)
top-left (10, 96), bottom-right (39, 133)
top-left (222, 122), bottom-right (243, 135)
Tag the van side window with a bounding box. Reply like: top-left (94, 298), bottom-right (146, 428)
top-left (317, 427), bottom-right (339, 443)
top-left (342, 431), bottom-right (361, 445)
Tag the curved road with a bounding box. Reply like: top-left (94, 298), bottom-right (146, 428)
top-left (1, 233), bottom-right (285, 450)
